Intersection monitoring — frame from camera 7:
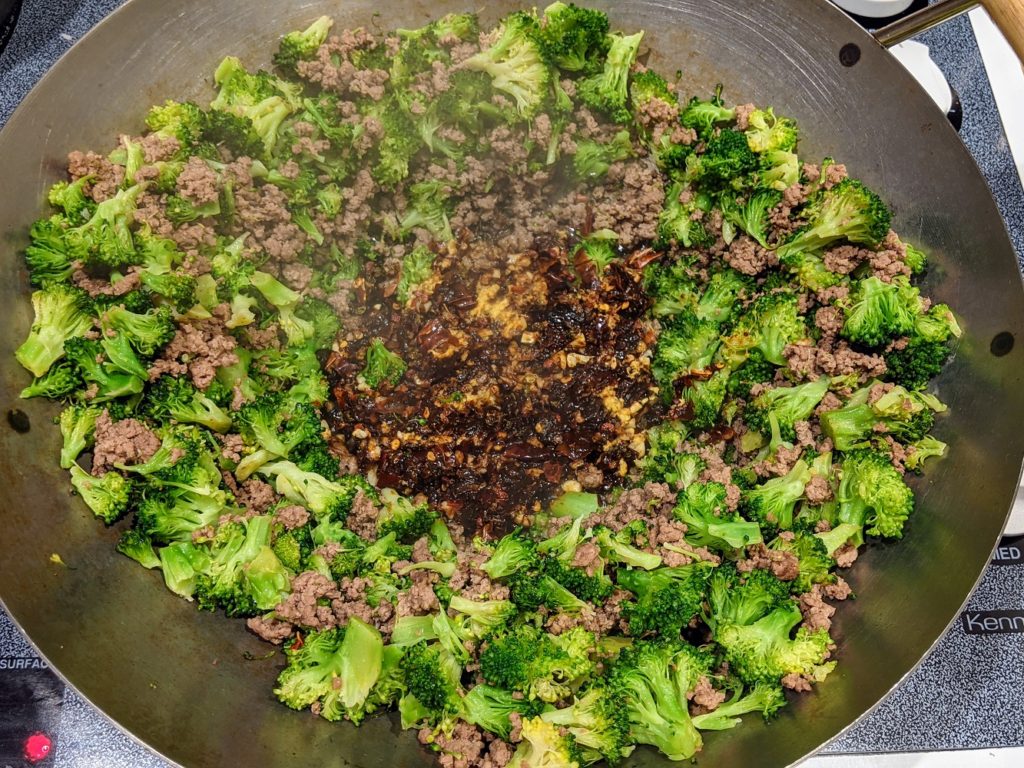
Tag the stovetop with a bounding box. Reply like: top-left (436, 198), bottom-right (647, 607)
top-left (1, 1), bottom-right (1023, 766)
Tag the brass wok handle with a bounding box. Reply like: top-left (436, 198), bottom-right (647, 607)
top-left (874, 0), bottom-right (1024, 61)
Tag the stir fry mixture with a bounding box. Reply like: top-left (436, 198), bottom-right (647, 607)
top-left (14, 4), bottom-right (961, 766)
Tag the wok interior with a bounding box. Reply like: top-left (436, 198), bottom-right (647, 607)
top-left (1, 1), bottom-right (1022, 766)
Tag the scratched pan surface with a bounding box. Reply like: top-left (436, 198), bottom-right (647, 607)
top-left (0, 0), bottom-right (1022, 766)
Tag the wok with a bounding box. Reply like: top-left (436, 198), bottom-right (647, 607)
top-left (1, 0), bottom-right (1023, 765)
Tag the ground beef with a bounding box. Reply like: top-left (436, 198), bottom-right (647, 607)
top-left (90, 410), bottom-right (161, 475)
top-left (725, 235), bottom-right (778, 276)
top-left (689, 676), bottom-right (726, 711)
top-left (148, 319), bottom-right (238, 389)
top-left (346, 491), bottom-right (380, 541)
top-left (395, 573), bottom-right (441, 617)
top-left (823, 245), bottom-right (865, 274)
top-left (420, 722), bottom-right (490, 768)
top-left (275, 505), bottom-right (310, 530)
top-left (798, 586), bottom-right (836, 632)
top-left (592, 483), bottom-right (676, 531)
top-left (814, 306), bottom-right (844, 337)
top-left (804, 474), bottom-right (833, 504)
top-left (333, 576), bottom-right (396, 637)
top-left (176, 157), bottom-right (220, 205)
top-left (73, 266), bottom-right (142, 297)
top-left (825, 577), bottom-right (853, 601)
top-left (834, 543), bottom-right (859, 568)
top-left (235, 478), bottom-right (279, 515)
top-left (781, 673), bottom-right (814, 692)
top-left (784, 341), bottom-right (886, 382)
top-left (755, 444), bottom-right (802, 478)
top-left (733, 103), bottom-right (756, 131)
top-left (233, 183), bottom-right (307, 262)
top-left (274, 571), bottom-right (341, 631)
top-left (570, 541), bottom-right (602, 576)
top-left (66, 149), bottom-right (124, 201)
top-left (245, 615), bottom-right (294, 644)
top-left (219, 433), bottom-right (245, 463)
top-left (738, 543), bottom-right (800, 581)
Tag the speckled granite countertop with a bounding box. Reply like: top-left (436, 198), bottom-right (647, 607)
top-left (1, 2), bottom-right (1022, 766)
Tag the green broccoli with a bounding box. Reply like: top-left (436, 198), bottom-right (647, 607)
top-left (885, 337), bottom-right (951, 390)
top-left (144, 375), bottom-right (232, 432)
top-left (745, 107), bottom-right (798, 153)
top-left (23, 217), bottom-right (79, 288)
top-left (673, 481), bottom-right (763, 551)
top-left (146, 100), bottom-right (206, 153)
top-left (540, 681), bottom-right (633, 765)
top-left (480, 625), bottom-right (595, 703)
top-left (715, 603), bottom-right (835, 686)
top-left (58, 404), bottom-right (100, 469)
top-left (399, 181), bottom-right (453, 242)
top-left (275, 619), bottom-right (384, 721)
top-left (617, 564), bottom-right (710, 638)
top-left (273, 15), bottom-right (333, 75)
top-left (69, 464), bottom-right (132, 524)
top-left (462, 684), bottom-right (545, 740)
top-left (680, 91), bottom-right (735, 140)
top-left (359, 338), bottom-right (407, 389)
top-left (706, 563), bottom-right (790, 630)
top-left (538, 2), bottom-right (610, 73)
top-left (396, 245), bottom-right (436, 305)
top-left (640, 421), bottom-right (705, 488)
top-left (480, 530), bottom-right (539, 579)
top-left (770, 532), bottom-right (835, 594)
top-left (904, 435), bottom-right (947, 472)
top-left (836, 449), bottom-right (914, 539)
top-left (20, 361), bottom-right (82, 400)
top-left (656, 181), bottom-right (713, 250)
top-left (746, 378), bottom-right (831, 442)
top-left (778, 178), bottom-right (892, 259)
top-left (400, 641), bottom-right (463, 718)
top-left (573, 129), bottom-right (632, 181)
top-left (692, 682), bottom-right (787, 731)
top-left (102, 304), bottom-right (176, 357)
top-left (607, 638), bottom-right (712, 760)
top-left (840, 276), bottom-right (921, 348)
top-left (465, 12), bottom-right (553, 119)
top-left (741, 460), bottom-right (812, 534)
top-left (686, 129), bottom-right (759, 189)
top-left (727, 350), bottom-right (775, 400)
top-left (63, 337), bottom-right (145, 403)
top-left (193, 516), bottom-right (288, 616)
top-left (593, 526), bottom-right (662, 570)
top-left (376, 488), bottom-right (436, 542)
top-left (15, 285), bottom-right (94, 377)
top-left (116, 529), bottom-right (161, 569)
top-left (720, 291), bottom-right (807, 367)
top-left (259, 461), bottom-right (372, 521)
top-left (651, 309), bottom-right (721, 390)
top-left (577, 31), bottom-right (644, 123)
top-left (511, 717), bottom-right (584, 768)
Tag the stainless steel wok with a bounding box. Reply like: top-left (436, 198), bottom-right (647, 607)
top-left (1, 1), bottom-right (1023, 766)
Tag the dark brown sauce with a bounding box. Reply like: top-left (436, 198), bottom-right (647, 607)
top-left (324, 238), bottom-right (664, 535)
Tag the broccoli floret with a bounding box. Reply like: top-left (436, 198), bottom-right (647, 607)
top-left (820, 383), bottom-right (937, 450)
top-left (165, 193), bottom-right (221, 225)
top-left (275, 619), bottom-right (385, 722)
top-left (69, 464), bottom-right (132, 524)
top-left (577, 31), bottom-right (644, 123)
top-left (63, 336), bottom-right (145, 403)
top-left (571, 234), bottom-right (621, 281)
top-left (64, 184), bottom-right (145, 269)
top-left (617, 564), bottom-right (710, 638)
top-left (200, 110), bottom-right (264, 159)
top-left (715, 603), bottom-right (835, 686)
top-left (727, 350), bottom-right (775, 400)
top-left (135, 486), bottom-right (226, 544)
top-left (538, 2), bottom-right (610, 73)
top-left (376, 488), bottom-right (436, 542)
top-left (399, 181), bottom-right (453, 242)
top-left (697, 268), bottom-right (750, 325)
top-left (904, 243), bottom-right (927, 274)
top-left (770, 532), bottom-right (835, 594)
top-left (780, 250), bottom-right (843, 293)
top-left (746, 378), bottom-right (832, 442)
top-left (607, 638), bottom-right (712, 760)
top-left (760, 148), bottom-right (801, 191)
top-left (656, 181), bottom-right (713, 250)
top-left (20, 357), bottom-right (79, 401)
top-left (706, 563), bottom-right (790, 631)
top-left (678, 368), bottom-right (730, 431)
top-left (720, 292), bottom-right (807, 366)
top-left (359, 338), bottom-right (407, 389)
top-left (24, 216), bottom-right (78, 287)
top-left (511, 716), bottom-right (584, 768)
top-left (462, 684), bottom-right (545, 740)
top-left (745, 107), bottom-right (798, 153)
top-left (884, 337), bottom-right (951, 390)
top-left (465, 12), bottom-right (552, 119)
top-left (741, 460), bottom-right (812, 534)
top-left (102, 304), bottom-right (176, 357)
top-left (673, 481), bottom-right (763, 551)
top-left (573, 129), bottom-right (632, 181)
top-left (271, 525), bottom-right (314, 573)
top-left (593, 526), bottom-right (662, 570)
top-left (692, 681), bottom-right (787, 731)
top-left (447, 595), bottom-right (517, 642)
top-left (687, 129), bottom-right (759, 189)
top-left (541, 681), bottom-right (633, 765)
top-left (146, 100), bottom-right (206, 153)
top-left (396, 245), bottom-right (436, 306)
top-left (144, 375), bottom-right (232, 433)
top-left (840, 276), bottom-right (921, 348)
top-left (58, 404), bottom-right (100, 469)
top-left (209, 57), bottom-right (298, 155)
top-left (400, 641), bottom-right (463, 717)
top-left (479, 625), bottom-right (595, 703)
top-left (480, 529), bottom-right (539, 579)
top-left (544, 556), bottom-right (614, 604)
top-left (259, 461), bottom-right (370, 521)
top-left (914, 303), bottom-right (961, 343)
top-left (640, 421), bottom-right (704, 488)
top-left (721, 189), bottom-right (783, 249)
top-left (629, 70), bottom-right (690, 171)
top-left (192, 516), bottom-right (285, 616)
top-left (779, 178), bottom-right (892, 258)
top-left (651, 308), bottom-right (721, 390)
top-left (157, 542), bottom-right (208, 599)
top-left (15, 285), bottom-right (94, 377)
top-left (116, 529), bottom-right (161, 569)
top-left (679, 92), bottom-right (735, 140)
top-left (273, 15), bottom-right (333, 75)
top-left (508, 570), bottom-right (590, 614)
top-left (904, 435), bottom-right (948, 472)
top-left (48, 177), bottom-right (94, 222)
top-left (836, 449), bottom-right (914, 539)
top-left (138, 271), bottom-right (197, 312)
top-left (236, 393), bottom-right (322, 462)
top-left (643, 256), bottom-right (700, 318)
